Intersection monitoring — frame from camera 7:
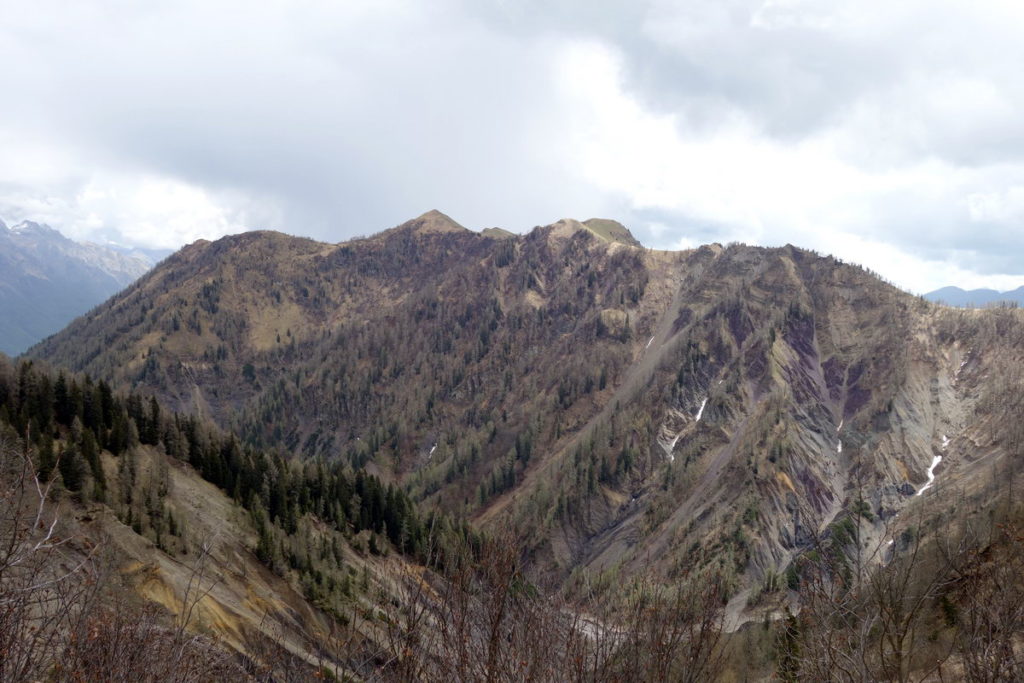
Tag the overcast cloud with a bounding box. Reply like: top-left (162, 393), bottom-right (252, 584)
top-left (1, 0), bottom-right (1023, 293)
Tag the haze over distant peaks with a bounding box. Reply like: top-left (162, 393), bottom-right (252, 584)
top-left (0, 220), bottom-right (163, 355)
top-left (924, 285), bottom-right (1024, 307)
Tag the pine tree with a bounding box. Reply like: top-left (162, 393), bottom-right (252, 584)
top-left (58, 444), bottom-right (86, 492)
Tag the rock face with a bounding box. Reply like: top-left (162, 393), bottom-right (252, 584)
top-left (28, 214), bottom-right (1024, 599)
top-left (0, 221), bottom-right (157, 355)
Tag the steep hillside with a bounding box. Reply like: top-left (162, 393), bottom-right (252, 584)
top-left (0, 357), bottom-right (481, 679)
top-left (0, 220), bottom-right (156, 355)
top-left (29, 212), bottom-right (1024, 621)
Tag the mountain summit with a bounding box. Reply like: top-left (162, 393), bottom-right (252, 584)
top-left (582, 218), bottom-right (642, 246)
top-left (404, 209), bottom-right (470, 234)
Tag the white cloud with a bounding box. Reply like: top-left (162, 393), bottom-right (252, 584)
top-left (0, 174), bottom-right (271, 250)
top-left (71, 176), bottom-right (271, 249)
top-left (549, 28), bottom-right (1024, 293)
top-left (1, 0), bottom-right (1023, 293)
top-left (967, 187), bottom-right (1024, 225)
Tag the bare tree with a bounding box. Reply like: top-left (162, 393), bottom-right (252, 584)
top-left (1, 435), bottom-right (250, 681)
top-left (0, 436), bottom-right (96, 682)
top-left (374, 527), bottom-right (726, 683)
top-left (575, 570), bottom-right (725, 683)
top-left (57, 590), bottom-right (244, 682)
top-left (789, 512), bottom-right (973, 682)
top-left (954, 522), bottom-right (1024, 682)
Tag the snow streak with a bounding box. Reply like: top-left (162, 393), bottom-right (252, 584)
top-left (695, 398), bottom-right (707, 422)
top-left (916, 455), bottom-right (943, 496)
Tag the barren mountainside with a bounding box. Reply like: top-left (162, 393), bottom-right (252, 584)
top-left (29, 211), bottom-right (1024, 619)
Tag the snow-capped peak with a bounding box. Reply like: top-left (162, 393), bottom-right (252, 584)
top-left (9, 220), bottom-right (60, 237)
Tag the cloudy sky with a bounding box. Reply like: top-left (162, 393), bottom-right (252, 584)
top-left (2, 0), bottom-right (1023, 293)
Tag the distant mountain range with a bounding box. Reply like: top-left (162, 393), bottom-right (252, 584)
top-left (924, 285), bottom-right (1024, 307)
top-left (0, 219), bottom-right (168, 355)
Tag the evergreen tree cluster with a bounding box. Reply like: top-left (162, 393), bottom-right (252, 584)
top-left (0, 357), bottom-right (464, 582)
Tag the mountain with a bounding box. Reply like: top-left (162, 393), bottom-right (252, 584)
top-left (924, 284), bottom-right (1024, 307)
top-left (0, 220), bottom-right (158, 355)
top-left (16, 210), bottom-right (1024, 678)
top-left (28, 211), bottom-right (1024, 625)
top-left (105, 242), bottom-right (174, 267)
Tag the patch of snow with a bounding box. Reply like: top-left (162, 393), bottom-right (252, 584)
top-left (955, 358), bottom-right (968, 382)
top-left (837, 440), bottom-right (842, 454)
top-left (428, 443), bottom-right (437, 459)
top-left (915, 455), bottom-right (943, 496)
top-left (941, 434), bottom-right (949, 450)
top-left (694, 397), bottom-right (708, 422)
top-left (664, 434), bottom-right (682, 462)
top-left (887, 539), bottom-right (894, 546)
top-left (837, 419), bottom-right (843, 432)
top-left (646, 336), bottom-right (655, 349)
